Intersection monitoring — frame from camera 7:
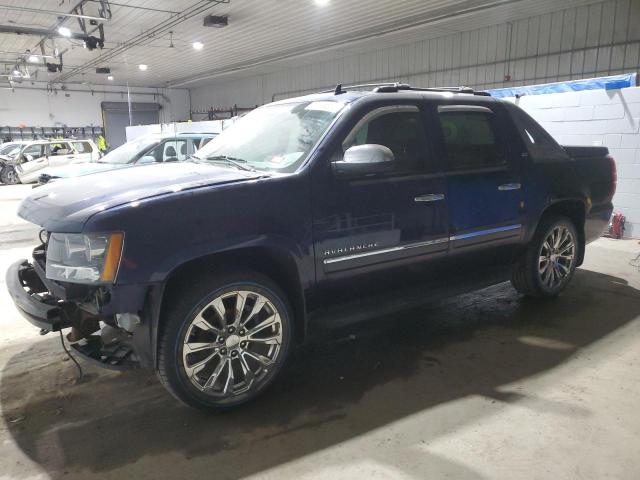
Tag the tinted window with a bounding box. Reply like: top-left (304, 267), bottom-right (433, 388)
top-left (347, 108), bottom-right (428, 172)
top-left (506, 103), bottom-right (564, 161)
top-left (438, 106), bottom-right (504, 170)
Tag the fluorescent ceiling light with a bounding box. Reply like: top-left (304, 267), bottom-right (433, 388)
top-left (138, 64), bottom-right (148, 71)
top-left (58, 26), bottom-right (72, 37)
top-left (107, 75), bottom-right (114, 81)
top-left (27, 55), bottom-right (39, 63)
top-left (193, 41), bottom-right (204, 50)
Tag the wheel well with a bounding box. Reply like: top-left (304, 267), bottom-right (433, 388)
top-left (539, 200), bottom-right (586, 265)
top-left (159, 247), bottom-right (307, 344)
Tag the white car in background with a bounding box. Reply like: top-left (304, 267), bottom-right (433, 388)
top-left (2, 139), bottom-right (100, 184)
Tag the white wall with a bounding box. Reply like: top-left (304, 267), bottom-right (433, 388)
top-left (505, 86), bottom-right (640, 238)
top-left (0, 85), bottom-right (190, 127)
top-left (190, 0), bottom-right (640, 110)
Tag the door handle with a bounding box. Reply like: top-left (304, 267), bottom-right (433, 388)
top-left (498, 183), bottom-right (521, 191)
top-left (414, 193), bottom-right (445, 202)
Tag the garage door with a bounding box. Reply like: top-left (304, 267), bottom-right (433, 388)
top-left (101, 102), bottom-right (160, 148)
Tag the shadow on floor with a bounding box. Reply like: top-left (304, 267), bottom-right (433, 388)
top-left (2, 269), bottom-right (640, 479)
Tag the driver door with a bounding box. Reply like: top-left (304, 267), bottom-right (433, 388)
top-left (310, 102), bottom-right (449, 304)
top-left (17, 144), bottom-right (48, 178)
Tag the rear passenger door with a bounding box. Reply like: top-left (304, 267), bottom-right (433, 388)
top-left (47, 142), bottom-right (76, 167)
top-left (432, 102), bottom-right (523, 263)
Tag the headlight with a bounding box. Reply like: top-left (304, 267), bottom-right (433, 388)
top-left (46, 232), bottom-right (124, 284)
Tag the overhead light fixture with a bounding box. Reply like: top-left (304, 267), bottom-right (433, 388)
top-left (107, 75), bottom-right (114, 81)
top-left (27, 54), bottom-right (39, 63)
top-left (58, 26), bottom-right (72, 37)
top-left (314, 0), bottom-right (330, 5)
top-left (193, 41), bottom-right (204, 51)
top-left (138, 64), bottom-right (147, 71)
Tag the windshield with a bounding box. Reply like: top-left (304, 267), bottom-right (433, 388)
top-left (99, 136), bottom-right (161, 164)
top-left (194, 100), bottom-right (346, 173)
top-left (0, 144), bottom-right (22, 158)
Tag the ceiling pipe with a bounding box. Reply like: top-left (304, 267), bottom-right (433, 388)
top-left (5, 84), bottom-right (169, 100)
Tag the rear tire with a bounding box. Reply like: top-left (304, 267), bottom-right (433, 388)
top-left (511, 216), bottom-right (579, 297)
top-left (157, 270), bottom-right (293, 411)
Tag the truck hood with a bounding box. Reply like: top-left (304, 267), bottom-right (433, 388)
top-left (19, 161), bottom-right (263, 231)
top-left (41, 162), bottom-right (128, 179)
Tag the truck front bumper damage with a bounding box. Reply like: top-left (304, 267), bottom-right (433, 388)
top-left (6, 258), bottom-right (152, 370)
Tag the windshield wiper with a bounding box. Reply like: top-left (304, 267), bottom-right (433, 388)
top-left (204, 155), bottom-right (257, 172)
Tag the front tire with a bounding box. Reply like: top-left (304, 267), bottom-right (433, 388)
top-left (511, 216), bottom-right (579, 297)
top-left (157, 271), bottom-right (292, 410)
top-left (0, 166), bottom-right (20, 185)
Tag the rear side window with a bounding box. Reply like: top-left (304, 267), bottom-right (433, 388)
top-left (437, 105), bottom-right (505, 170)
top-left (506, 103), bottom-right (564, 161)
top-left (72, 141), bottom-right (93, 153)
top-left (161, 140), bottom-right (188, 161)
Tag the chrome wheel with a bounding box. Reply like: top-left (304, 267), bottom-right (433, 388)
top-left (538, 225), bottom-right (575, 290)
top-left (182, 290), bottom-right (283, 398)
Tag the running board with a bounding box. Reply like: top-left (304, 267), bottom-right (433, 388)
top-left (308, 266), bottom-right (511, 332)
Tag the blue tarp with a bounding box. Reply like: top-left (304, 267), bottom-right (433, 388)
top-left (487, 73), bottom-right (637, 98)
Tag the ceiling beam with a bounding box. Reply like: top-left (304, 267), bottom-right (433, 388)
top-left (0, 3), bottom-right (108, 22)
top-left (0, 24), bottom-right (87, 40)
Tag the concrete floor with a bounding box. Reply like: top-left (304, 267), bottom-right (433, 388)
top-left (0, 184), bottom-right (639, 480)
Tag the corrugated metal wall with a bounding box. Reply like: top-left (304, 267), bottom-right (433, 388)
top-left (190, 0), bottom-right (640, 109)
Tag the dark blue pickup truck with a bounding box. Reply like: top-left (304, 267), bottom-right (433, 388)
top-left (7, 83), bottom-right (616, 410)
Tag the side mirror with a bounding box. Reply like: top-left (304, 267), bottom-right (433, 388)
top-left (137, 155), bottom-right (156, 165)
top-left (333, 144), bottom-right (395, 177)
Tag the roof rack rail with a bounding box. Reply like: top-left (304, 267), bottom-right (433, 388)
top-left (319, 82), bottom-right (400, 94)
top-left (320, 82), bottom-right (490, 96)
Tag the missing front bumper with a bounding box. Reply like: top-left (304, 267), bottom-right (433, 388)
top-left (6, 259), bottom-right (70, 332)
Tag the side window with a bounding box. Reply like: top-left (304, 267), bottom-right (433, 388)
top-left (72, 141), bottom-right (93, 153)
top-left (437, 105), bottom-right (505, 170)
top-left (22, 144), bottom-right (45, 159)
top-left (344, 106), bottom-right (429, 173)
top-left (49, 143), bottom-right (71, 156)
top-left (162, 140), bottom-right (188, 162)
top-left (507, 104), bottom-right (564, 161)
